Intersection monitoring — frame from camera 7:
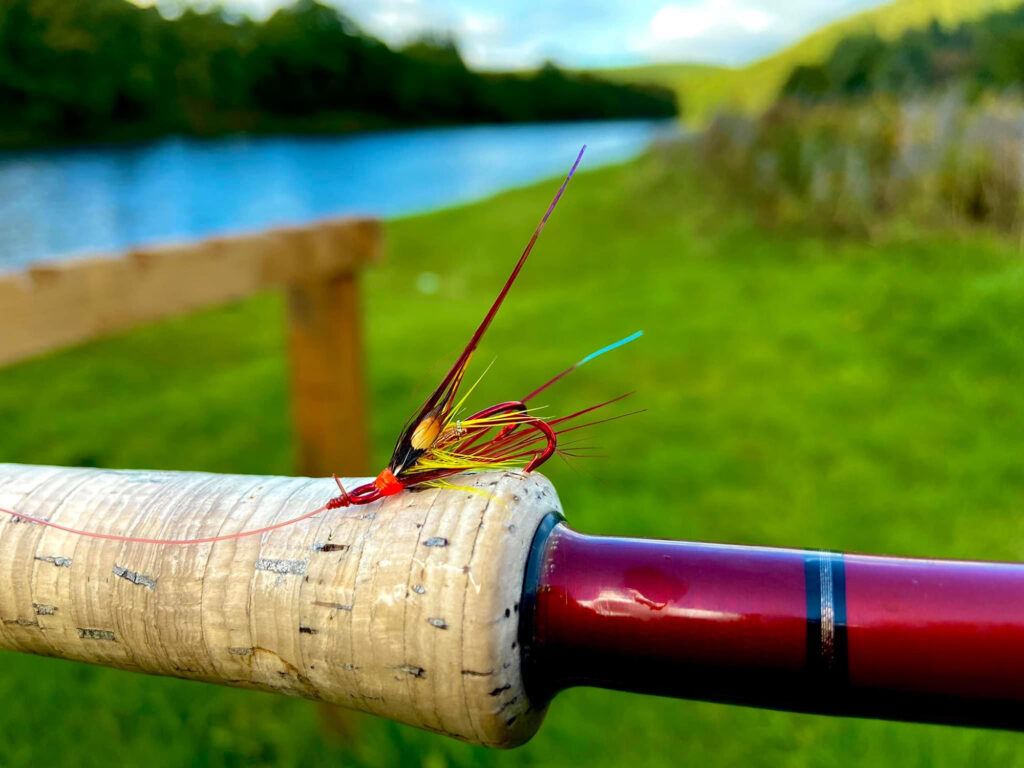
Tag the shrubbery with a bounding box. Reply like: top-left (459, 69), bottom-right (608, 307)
top-left (694, 94), bottom-right (1024, 236)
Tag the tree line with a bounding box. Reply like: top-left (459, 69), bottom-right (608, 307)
top-left (0, 0), bottom-right (677, 147)
top-left (780, 5), bottom-right (1024, 103)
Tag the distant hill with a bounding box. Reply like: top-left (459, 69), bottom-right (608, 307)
top-left (602, 0), bottom-right (1024, 124)
top-left (599, 62), bottom-right (728, 85)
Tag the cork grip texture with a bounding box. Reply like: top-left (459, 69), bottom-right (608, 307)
top-left (0, 464), bottom-right (560, 747)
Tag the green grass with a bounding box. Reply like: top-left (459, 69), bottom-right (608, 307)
top-left (606, 0), bottom-right (1024, 124)
top-left (2, 150), bottom-right (1024, 765)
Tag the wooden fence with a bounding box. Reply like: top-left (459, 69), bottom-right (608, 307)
top-left (0, 218), bottom-right (381, 477)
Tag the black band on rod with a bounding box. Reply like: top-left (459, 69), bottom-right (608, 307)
top-left (518, 511), bottom-right (565, 704)
top-left (804, 551), bottom-right (849, 691)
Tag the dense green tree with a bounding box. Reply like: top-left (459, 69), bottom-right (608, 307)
top-left (779, 4), bottom-right (1024, 104)
top-left (0, 0), bottom-right (676, 147)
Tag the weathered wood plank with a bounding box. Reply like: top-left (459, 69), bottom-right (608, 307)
top-left (0, 218), bottom-right (380, 366)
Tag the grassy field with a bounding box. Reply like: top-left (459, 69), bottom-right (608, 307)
top-left (2, 149), bottom-right (1024, 766)
top-left (605, 0), bottom-right (1024, 124)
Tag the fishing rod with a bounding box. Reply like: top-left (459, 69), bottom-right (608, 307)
top-left (2, 149), bottom-right (1019, 745)
top-left (0, 463), bottom-right (1020, 747)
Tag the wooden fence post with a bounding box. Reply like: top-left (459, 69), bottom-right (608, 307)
top-left (286, 272), bottom-right (370, 477)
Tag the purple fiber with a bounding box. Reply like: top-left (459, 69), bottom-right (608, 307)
top-left (539, 145), bottom-right (586, 227)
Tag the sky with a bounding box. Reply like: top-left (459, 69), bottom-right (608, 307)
top-left (138, 0), bottom-right (889, 70)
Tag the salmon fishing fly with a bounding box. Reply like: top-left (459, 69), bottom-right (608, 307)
top-left (0, 145), bottom-right (641, 544)
top-left (321, 144), bottom-right (640, 511)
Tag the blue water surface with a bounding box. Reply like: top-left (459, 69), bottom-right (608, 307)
top-left (0, 119), bottom-right (677, 271)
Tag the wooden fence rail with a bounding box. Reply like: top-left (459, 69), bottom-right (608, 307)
top-left (0, 218), bottom-right (381, 476)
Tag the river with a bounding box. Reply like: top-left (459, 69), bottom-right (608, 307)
top-left (0, 119), bottom-right (677, 271)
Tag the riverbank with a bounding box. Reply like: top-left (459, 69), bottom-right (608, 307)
top-left (2, 151), bottom-right (1023, 766)
top-left (0, 110), bottom-right (403, 153)
top-left (0, 110), bottom-right (683, 154)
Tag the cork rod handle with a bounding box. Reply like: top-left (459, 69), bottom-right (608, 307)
top-left (0, 464), bottom-right (560, 748)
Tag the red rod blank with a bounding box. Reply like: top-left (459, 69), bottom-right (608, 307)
top-left (521, 520), bottom-right (1024, 729)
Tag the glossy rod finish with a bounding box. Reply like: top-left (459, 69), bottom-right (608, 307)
top-left (520, 519), bottom-right (1024, 730)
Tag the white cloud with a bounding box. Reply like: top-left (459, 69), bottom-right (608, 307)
top-left (356, 5), bottom-right (522, 69)
top-left (454, 12), bottom-right (525, 69)
top-left (631, 0), bottom-right (800, 64)
top-left (649, 1), bottom-right (773, 41)
top-left (459, 11), bottom-right (504, 38)
top-left (361, 0), bottom-right (437, 41)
